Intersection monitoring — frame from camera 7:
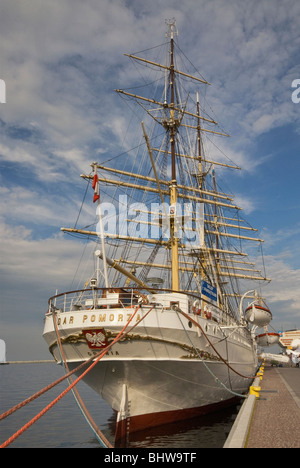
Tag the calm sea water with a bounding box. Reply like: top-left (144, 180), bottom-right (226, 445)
top-left (0, 363), bottom-right (239, 448)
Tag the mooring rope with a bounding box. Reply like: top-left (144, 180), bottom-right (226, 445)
top-left (0, 304), bottom-right (144, 449)
top-left (52, 304), bottom-right (155, 448)
top-left (52, 306), bottom-right (113, 448)
top-left (0, 355), bottom-right (101, 421)
top-left (0, 301), bottom-right (254, 448)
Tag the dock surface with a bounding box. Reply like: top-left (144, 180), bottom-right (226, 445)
top-left (246, 366), bottom-right (300, 448)
top-left (5, 360), bottom-right (55, 364)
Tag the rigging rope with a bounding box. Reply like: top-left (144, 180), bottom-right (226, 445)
top-left (176, 311), bottom-right (248, 399)
top-left (175, 306), bottom-right (256, 381)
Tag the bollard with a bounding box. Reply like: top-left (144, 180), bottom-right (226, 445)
top-left (249, 386), bottom-right (261, 398)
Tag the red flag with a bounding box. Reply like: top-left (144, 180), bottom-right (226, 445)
top-left (92, 174), bottom-right (100, 203)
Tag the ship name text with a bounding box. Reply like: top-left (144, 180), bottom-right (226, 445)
top-left (56, 312), bottom-right (141, 326)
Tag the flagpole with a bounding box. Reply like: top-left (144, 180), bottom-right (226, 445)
top-left (92, 163), bottom-right (109, 289)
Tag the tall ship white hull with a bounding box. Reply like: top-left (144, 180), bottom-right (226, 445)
top-left (43, 288), bottom-right (258, 443)
top-left (43, 21), bottom-right (271, 446)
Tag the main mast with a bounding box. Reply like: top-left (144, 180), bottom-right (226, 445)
top-left (167, 20), bottom-right (179, 291)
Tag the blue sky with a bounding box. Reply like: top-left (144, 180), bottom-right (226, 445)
top-left (1, 0), bottom-right (300, 359)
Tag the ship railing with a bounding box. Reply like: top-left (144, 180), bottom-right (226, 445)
top-left (48, 288), bottom-right (141, 314)
top-left (46, 287), bottom-right (237, 326)
top-left (47, 287), bottom-right (190, 314)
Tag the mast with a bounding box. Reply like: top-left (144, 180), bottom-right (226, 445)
top-left (167, 20), bottom-right (179, 291)
top-left (196, 91), bottom-right (207, 312)
top-left (60, 23), bottom-right (271, 299)
top-left (92, 163), bottom-right (109, 288)
top-left (196, 91), bottom-right (205, 249)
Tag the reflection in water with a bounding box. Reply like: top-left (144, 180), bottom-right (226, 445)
top-left (109, 404), bottom-right (241, 448)
top-left (0, 364), bottom-right (241, 448)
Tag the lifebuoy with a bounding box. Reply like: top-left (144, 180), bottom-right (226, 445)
top-left (204, 307), bottom-right (212, 320)
top-left (192, 300), bottom-right (201, 315)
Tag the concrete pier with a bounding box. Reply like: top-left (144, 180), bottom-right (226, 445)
top-left (246, 366), bottom-right (300, 448)
top-left (224, 364), bottom-right (300, 448)
top-left (5, 360), bottom-right (55, 364)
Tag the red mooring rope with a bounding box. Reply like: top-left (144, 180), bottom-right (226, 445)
top-left (0, 304), bottom-right (144, 448)
top-left (1, 302), bottom-right (253, 448)
top-left (51, 307), bottom-right (113, 448)
top-left (0, 355), bottom-right (100, 421)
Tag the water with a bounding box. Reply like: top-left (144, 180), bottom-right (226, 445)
top-left (0, 363), bottom-right (239, 448)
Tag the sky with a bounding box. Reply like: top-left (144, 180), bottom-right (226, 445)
top-left (1, 0), bottom-right (300, 360)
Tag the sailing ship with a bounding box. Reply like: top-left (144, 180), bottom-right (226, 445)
top-left (43, 21), bottom-right (272, 444)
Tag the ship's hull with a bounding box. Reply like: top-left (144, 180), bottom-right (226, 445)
top-left (66, 358), bottom-right (252, 444)
top-left (43, 293), bottom-right (257, 442)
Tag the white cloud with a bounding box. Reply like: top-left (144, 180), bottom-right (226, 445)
top-left (262, 224), bottom-right (300, 258)
top-left (1, 0), bottom-right (300, 360)
top-left (1, 0), bottom-right (299, 175)
top-left (0, 141), bottom-right (40, 169)
top-left (263, 254), bottom-right (300, 328)
top-left (0, 219), bottom-right (95, 317)
top-left (233, 194), bottom-right (256, 215)
top-left (0, 185), bottom-right (80, 228)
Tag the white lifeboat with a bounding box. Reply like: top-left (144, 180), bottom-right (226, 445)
top-left (245, 302), bottom-right (272, 327)
top-left (259, 352), bottom-right (290, 365)
top-left (256, 332), bottom-right (280, 347)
